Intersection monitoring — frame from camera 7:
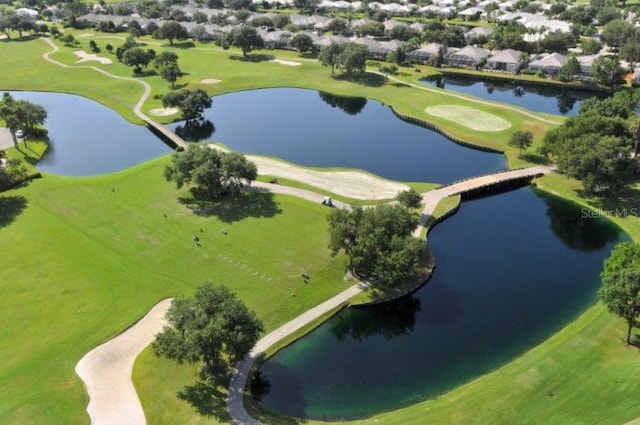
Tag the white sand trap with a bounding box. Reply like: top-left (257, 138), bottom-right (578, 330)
top-left (76, 299), bottom-right (172, 425)
top-left (248, 155), bottom-right (409, 200)
top-left (200, 78), bottom-right (221, 84)
top-left (269, 59), bottom-right (302, 67)
top-left (73, 50), bottom-right (112, 65)
top-left (425, 105), bottom-right (511, 132)
top-left (78, 33), bottom-right (95, 38)
top-left (149, 107), bottom-right (179, 117)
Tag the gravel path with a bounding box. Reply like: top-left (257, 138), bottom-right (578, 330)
top-left (227, 281), bottom-right (370, 425)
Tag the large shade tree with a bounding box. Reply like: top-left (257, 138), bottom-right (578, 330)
top-left (152, 283), bottom-right (264, 374)
top-left (327, 204), bottom-right (426, 287)
top-left (162, 88), bottom-right (212, 122)
top-left (164, 146), bottom-right (258, 200)
top-left (228, 25), bottom-right (264, 57)
top-left (599, 242), bottom-right (640, 344)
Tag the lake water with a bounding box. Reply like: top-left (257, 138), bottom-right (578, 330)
top-left (6, 91), bottom-right (172, 176)
top-left (168, 88), bottom-right (506, 184)
top-left (255, 187), bottom-right (624, 420)
top-left (419, 75), bottom-right (608, 116)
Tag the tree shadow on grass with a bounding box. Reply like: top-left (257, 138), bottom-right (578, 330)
top-left (576, 185), bottom-right (640, 212)
top-left (166, 41), bottom-right (196, 49)
top-left (179, 188), bottom-right (282, 223)
top-left (177, 375), bottom-right (232, 422)
top-left (331, 72), bottom-right (385, 87)
top-left (0, 195), bottom-right (28, 228)
top-left (520, 152), bottom-right (550, 165)
top-left (230, 53), bottom-right (276, 62)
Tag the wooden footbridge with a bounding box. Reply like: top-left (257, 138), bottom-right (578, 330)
top-left (142, 119), bottom-right (189, 150)
top-left (414, 165), bottom-right (555, 237)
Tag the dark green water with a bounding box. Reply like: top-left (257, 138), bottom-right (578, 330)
top-left (255, 187), bottom-right (625, 420)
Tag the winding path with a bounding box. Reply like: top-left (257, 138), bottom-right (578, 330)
top-left (227, 281), bottom-right (371, 425)
top-left (39, 37), bottom-right (557, 424)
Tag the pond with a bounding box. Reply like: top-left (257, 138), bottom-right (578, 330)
top-left (419, 75), bottom-right (608, 116)
top-left (6, 91), bottom-right (172, 176)
top-left (168, 88), bottom-right (506, 184)
top-left (254, 187), bottom-right (625, 420)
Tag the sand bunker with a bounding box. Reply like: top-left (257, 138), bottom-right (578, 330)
top-left (200, 78), bottom-right (221, 84)
top-left (73, 50), bottom-right (112, 65)
top-left (78, 33), bottom-right (95, 38)
top-left (269, 59), bottom-right (302, 67)
top-left (425, 105), bottom-right (511, 132)
top-left (149, 107), bottom-right (179, 117)
top-left (248, 156), bottom-right (409, 200)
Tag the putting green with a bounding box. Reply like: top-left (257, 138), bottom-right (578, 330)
top-left (425, 105), bottom-right (512, 132)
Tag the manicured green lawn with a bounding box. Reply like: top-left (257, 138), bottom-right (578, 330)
top-left (0, 142), bottom-right (350, 424)
top-left (2, 33), bottom-right (640, 425)
top-left (1, 35), bottom-right (558, 165)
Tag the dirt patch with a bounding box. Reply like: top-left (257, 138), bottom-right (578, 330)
top-left (269, 59), bottom-right (302, 67)
top-left (200, 78), bottom-right (221, 84)
top-left (73, 50), bottom-right (112, 65)
top-left (425, 105), bottom-right (511, 132)
top-left (149, 107), bottom-right (179, 117)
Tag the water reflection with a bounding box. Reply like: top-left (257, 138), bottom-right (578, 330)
top-left (420, 75), bottom-right (606, 116)
top-left (330, 296), bottom-right (421, 342)
top-left (318, 92), bottom-right (368, 116)
top-left (539, 189), bottom-right (621, 252)
top-left (174, 119), bottom-right (215, 142)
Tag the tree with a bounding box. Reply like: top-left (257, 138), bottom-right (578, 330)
top-left (327, 17), bottom-right (348, 35)
top-left (338, 42), bottom-right (368, 76)
top-left (154, 51), bottom-right (179, 68)
top-left (192, 11), bottom-right (208, 23)
top-left (355, 22), bottom-right (384, 37)
top-left (591, 55), bottom-right (621, 85)
top-left (508, 130), bottom-right (533, 155)
top-left (395, 188), bottom-right (422, 209)
top-left (290, 33), bottom-right (313, 53)
top-left (228, 25), bottom-right (264, 57)
top-left (152, 283), bottom-right (264, 375)
top-left (620, 40), bottom-right (640, 67)
top-left (122, 47), bottom-right (154, 71)
top-left (319, 42), bottom-right (345, 74)
top-left (389, 25), bottom-right (418, 41)
top-left (155, 21), bottom-right (187, 45)
top-left (380, 63), bottom-right (398, 77)
top-left (581, 38), bottom-right (602, 55)
top-left (327, 204), bottom-right (425, 287)
top-left (17, 100), bottom-right (47, 145)
top-left (0, 93), bottom-right (47, 147)
top-left (559, 55), bottom-right (580, 81)
top-left (599, 242), bottom-right (640, 344)
top-left (601, 19), bottom-right (635, 51)
top-left (160, 61), bottom-right (181, 88)
top-left (541, 103), bottom-right (637, 194)
top-left (162, 88), bottom-right (212, 122)
top-left (164, 146), bottom-right (258, 199)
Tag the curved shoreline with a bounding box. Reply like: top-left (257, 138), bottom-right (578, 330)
top-left (31, 36), bottom-right (614, 425)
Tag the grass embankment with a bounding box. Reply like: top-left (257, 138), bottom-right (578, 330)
top-left (3, 34), bottom-right (640, 425)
